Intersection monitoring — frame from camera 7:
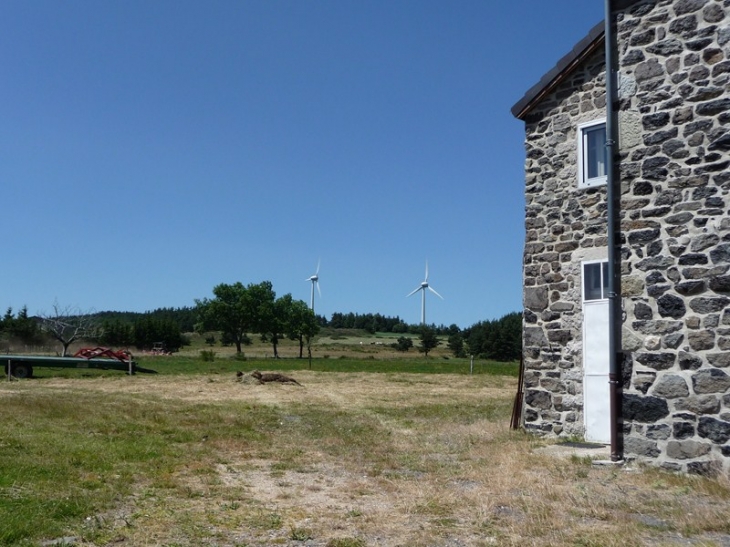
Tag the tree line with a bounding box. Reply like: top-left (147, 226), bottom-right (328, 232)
top-left (96, 316), bottom-right (188, 353)
top-left (445, 312), bottom-right (521, 361)
top-left (92, 307), bottom-right (476, 341)
top-left (1, 285), bottom-right (521, 361)
top-left (326, 312), bottom-right (460, 335)
top-left (195, 281), bottom-right (319, 358)
top-left (387, 312), bottom-right (521, 362)
top-left (0, 305), bottom-right (190, 354)
top-left (1, 306), bottom-right (43, 347)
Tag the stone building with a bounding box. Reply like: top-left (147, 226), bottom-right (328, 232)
top-left (511, 0), bottom-right (730, 475)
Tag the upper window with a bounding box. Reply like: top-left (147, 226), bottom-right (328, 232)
top-left (577, 119), bottom-right (607, 189)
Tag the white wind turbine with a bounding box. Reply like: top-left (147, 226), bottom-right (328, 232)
top-left (306, 260), bottom-right (321, 313)
top-left (407, 261), bottom-right (443, 325)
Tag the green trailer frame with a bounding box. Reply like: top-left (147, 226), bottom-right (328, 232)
top-left (1, 355), bottom-right (157, 379)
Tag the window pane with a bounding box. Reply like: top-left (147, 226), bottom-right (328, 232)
top-left (585, 126), bottom-right (606, 180)
top-left (584, 263), bottom-right (603, 301)
top-left (601, 262), bottom-right (610, 299)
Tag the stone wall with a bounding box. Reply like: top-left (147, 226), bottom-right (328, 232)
top-left (615, 0), bottom-right (730, 475)
top-left (518, 0), bottom-right (730, 475)
top-left (521, 46), bottom-right (609, 437)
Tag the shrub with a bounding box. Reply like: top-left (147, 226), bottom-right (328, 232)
top-left (290, 527), bottom-right (313, 541)
top-left (392, 336), bottom-right (413, 352)
top-left (199, 350), bottom-right (216, 362)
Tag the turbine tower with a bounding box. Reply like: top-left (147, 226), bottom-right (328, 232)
top-left (306, 260), bottom-right (321, 313)
top-left (407, 261), bottom-right (443, 325)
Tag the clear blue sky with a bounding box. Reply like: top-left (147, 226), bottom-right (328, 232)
top-left (1, 1), bottom-right (604, 329)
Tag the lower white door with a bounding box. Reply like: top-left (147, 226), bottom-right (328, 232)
top-left (582, 261), bottom-right (610, 443)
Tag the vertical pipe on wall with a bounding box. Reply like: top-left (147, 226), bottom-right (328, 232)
top-left (604, 0), bottom-right (623, 462)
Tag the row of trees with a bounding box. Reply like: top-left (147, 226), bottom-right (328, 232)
top-left (391, 327), bottom-right (442, 357)
top-left (0, 304), bottom-right (191, 355)
top-left (1, 306), bottom-right (43, 346)
top-left (446, 312), bottom-right (522, 361)
top-left (196, 281), bottom-right (319, 358)
top-left (390, 314), bottom-right (522, 362)
top-left (327, 312), bottom-right (459, 335)
top-left (95, 307), bottom-right (198, 333)
top-left (1, 303), bottom-right (101, 355)
top-left (1, 286), bottom-right (521, 360)
top-left (97, 316), bottom-right (188, 353)
top-left (93, 290), bottom-right (519, 361)
top-left (328, 312), bottom-right (409, 333)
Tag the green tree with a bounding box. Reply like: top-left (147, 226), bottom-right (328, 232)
top-left (392, 336), bottom-right (413, 352)
top-left (98, 319), bottom-right (134, 347)
top-left (6, 306), bottom-right (43, 346)
top-left (287, 299), bottom-right (320, 359)
top-left (1, 307), bottom-right (13, 331)
top-left (417, 326), bottom-right (439, 357)
top-left (196, 281), bottom-right (275, 354)
top-left (246, 281), bottom-right (277, 344)
top-left (447, 332), bottom-right (466, 358)
top-left (196, 282), bottom-right (250, 354)
top-left (220, 330), bottom-right (250, 348)
top-left (462, 312), bottom-right (521, 361)
top-left (132, 316), bottom-right (186, 352)
top-left (261, 293), bottom-right (292, 358)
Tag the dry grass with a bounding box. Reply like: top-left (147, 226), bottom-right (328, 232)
top-left (4, 372), bottom-right (730, 546)
top-left (178, 330), bottom-right (455, 361)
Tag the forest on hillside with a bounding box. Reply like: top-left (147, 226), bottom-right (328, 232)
top-left (1, 297), bottom-right (521, 361)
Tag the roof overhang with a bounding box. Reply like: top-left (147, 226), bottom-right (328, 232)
top-left (511, 20), bottom-right (605, 121)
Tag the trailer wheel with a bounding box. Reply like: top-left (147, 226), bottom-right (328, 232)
top-left (6, 362), bottom-right (33, 379)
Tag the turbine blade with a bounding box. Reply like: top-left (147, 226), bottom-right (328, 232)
top-left (316, 259), bottom-right (320, 275)
top-left (407, 286), bottom-right (422, 298)
top-left (428, 286), bottom-right (444, 299)
top-left (317, 282), bottom-right (322, 298)
top-left (425, 261), bottom-right (429, 282)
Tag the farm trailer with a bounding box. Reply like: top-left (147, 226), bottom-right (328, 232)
top-left (2, 348), bottom-right (157, 379)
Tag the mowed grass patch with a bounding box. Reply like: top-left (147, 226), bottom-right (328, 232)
top-left (26, 354), bottom-right (519, 381)
top-left (0, 372), bottom-right (729, 546)
top-left (0, 387), bottom-right (282, 545)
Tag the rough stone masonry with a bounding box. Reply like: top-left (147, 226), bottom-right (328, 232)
top-left (518, 0), bottom-right (730, 475)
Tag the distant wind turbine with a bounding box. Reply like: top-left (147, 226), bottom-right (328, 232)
top-left (407, 261), bottom-right (443, 325)
top-left (306, 260), bottom-right (321, 313)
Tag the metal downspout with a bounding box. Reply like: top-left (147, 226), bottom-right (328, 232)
top-left (605, 0), bottom-right (623, 462)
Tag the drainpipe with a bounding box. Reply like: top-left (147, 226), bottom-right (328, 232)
top-left (605, 0), bottom-right (623, 462)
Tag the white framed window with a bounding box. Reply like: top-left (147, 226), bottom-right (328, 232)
top-left (582, 260), bottom-right (609, 302)
top-left (577, 119), bottom-right (607, 189)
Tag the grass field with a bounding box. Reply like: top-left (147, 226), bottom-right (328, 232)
top-left (179, 327), bottom-right (458, 361)
top-left (1, 337), bottom-right (730, 546)
top-left (19, 329), bottom-right (516, 380)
